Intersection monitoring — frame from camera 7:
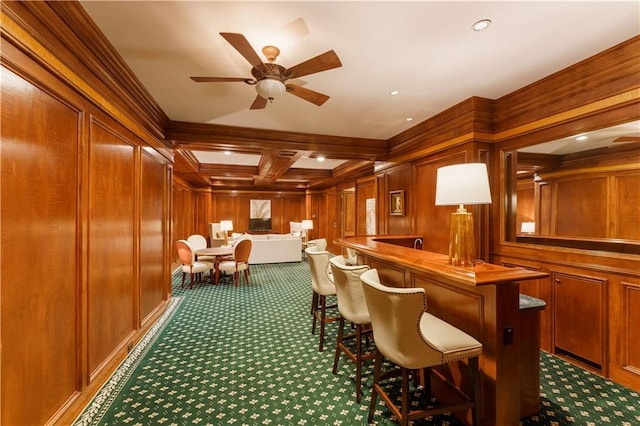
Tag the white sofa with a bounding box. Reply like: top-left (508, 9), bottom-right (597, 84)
top-left (236, 234), bottom-right (302, 264)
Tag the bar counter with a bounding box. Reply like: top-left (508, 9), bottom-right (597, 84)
top-left (335, 236), bottom-right (549, 425)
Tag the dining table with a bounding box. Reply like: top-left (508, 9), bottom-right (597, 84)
top-left (194, 246), bottom-right (234, 285)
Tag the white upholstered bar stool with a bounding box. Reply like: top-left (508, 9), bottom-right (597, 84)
top-left (306, 239), bottom-right (329, 315)
top-left (306, 238), bottom-right (327, 251)
top-left (329, 255), bottom-right (374, 403)
top-left (360, 269), bottom-right (483, 426)
top-left (306, 246), bottom-right (338, 352)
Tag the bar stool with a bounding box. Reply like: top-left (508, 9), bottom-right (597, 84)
top-left (329, 255), bottom-right (374, 403)
top-left (360, 268), bottom-right (483, 425)
top-left (306, 247), bottom-right (339, 352)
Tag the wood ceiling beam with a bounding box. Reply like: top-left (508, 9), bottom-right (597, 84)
top-left (199, 164), bottom-right (258, 178)
top-left (254, 149), bottom-right (313, 185)
top-left (167, 121), bottom-right (389, 160)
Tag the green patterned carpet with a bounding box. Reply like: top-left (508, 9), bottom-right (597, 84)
top-left (74, 261), bottom-right (639, 425)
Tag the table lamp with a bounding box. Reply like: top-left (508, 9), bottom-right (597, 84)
top-left (301, 219), bottom-right (313, 244)
top-left (220, 220), bottom-right (233, 246)
top-left (435, 163), bottom-right (492, 267)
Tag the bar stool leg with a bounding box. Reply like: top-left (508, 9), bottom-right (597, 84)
top-left (368, 351), bottom-right (383, 423)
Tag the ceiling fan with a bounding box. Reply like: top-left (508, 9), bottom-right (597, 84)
top-left (191, 32), bottom-right (342, 110)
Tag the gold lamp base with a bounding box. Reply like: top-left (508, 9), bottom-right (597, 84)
top-left (448, 207), bottom-right (476, 267)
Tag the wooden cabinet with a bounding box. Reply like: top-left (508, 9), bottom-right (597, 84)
top-left (553, 273), bottom-right (606, 367)
top-left (497, 251), bottom-right (640, 392)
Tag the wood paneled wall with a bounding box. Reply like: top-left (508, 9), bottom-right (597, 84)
top-left (518, 168), bottom-right (640, 240)
top-left (492, 35), bottom-right (640, 391)
top-left (355, 176), bottom-right (376, 236)
top-left (3, 4), bottom-right (638, 424)
top-left (356, 36), bottom-right (640, 392)
top-left (171, 188), bottom-right (308, 257)
top-left (1, 5), bottom-right (172, 424)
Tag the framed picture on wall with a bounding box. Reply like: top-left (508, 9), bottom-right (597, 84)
top-left (249, 199), bottom-right (272, 231)
top-left (390, 190), bottom-right (405, 216)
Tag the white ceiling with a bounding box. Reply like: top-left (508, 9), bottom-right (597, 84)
top-left (519, 120), bottom-right (640, 155)
top-left (79, 1), bottom-right (640, 172)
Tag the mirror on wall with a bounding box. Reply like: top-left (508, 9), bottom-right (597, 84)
top-left (506, 120), bottom-right (640, 253)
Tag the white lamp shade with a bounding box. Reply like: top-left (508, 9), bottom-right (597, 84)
top-left (301, 219), bottom-right (314, 230)
top-left (220, 220), bottom-right (234, 231)
top-left (435, 163), bottom-right (492, 206)
top-left (256, 78), bottom-right (286, 100)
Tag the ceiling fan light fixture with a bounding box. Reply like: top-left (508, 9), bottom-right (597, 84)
top-left (256, 78), bottom-right (286, 101)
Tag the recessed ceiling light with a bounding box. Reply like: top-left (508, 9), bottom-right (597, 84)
top-left (316, 155), bottom-right (326, 162)
top-left (405, 117), bottom-right (414, 122)
top-left (472, 19), bottom-right (492, 31)
top-left (389, 90), bottom-right (400, 96)
top-left (223, 151), bottom-right (231, 155)
top-left (576, 135), bottom-right (588, 141)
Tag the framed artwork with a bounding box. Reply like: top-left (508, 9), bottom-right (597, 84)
top-left (249, 199), bottom-right (272, 231)
top-left (390, 190), bottom-right (405, 216)
top-left (366, 198), bottom-right (376, 235)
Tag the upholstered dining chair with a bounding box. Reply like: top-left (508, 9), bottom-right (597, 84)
top-left (186, 234), bottom-right (215, 262)
top-left (217, 238), bottom-right (252, 287)
top-left (360, 268), bottom-right (483, 426)
top-left (329, 255), bottom-right (374, 403)
top-left (175, 240), bottom-right (214, 289)
top-left (208, 222), bottom-right (226, 248)
top-left (305, 246), bottom-right (338, 352)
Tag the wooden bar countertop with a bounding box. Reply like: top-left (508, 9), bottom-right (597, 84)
top-left (335, 235), bottom-right (550, 425)
top-left (336, 235), bottom-right (549, 285)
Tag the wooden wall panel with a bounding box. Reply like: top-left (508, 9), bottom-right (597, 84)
top-left (538, 182), bottom-right (553, 236)
top-left (610, 279), bottom-right (640, 390)
top-left (385, 165), bottom-right (412, 235)
top-left (212, 194), bottom-right (238, 229)
top-left (207, 192), bottom-right (305, 236)
top-left (342, 190), bottom-right (356, 237)
top-left (494, 36), bottom-right (640, 132)
top-left (356, 177), bottom-right (376, 236)
top-left (554, 176), bottom-right (608, 238)
top-left (172, 182), bottom-right (195, 243)
top-left (1, 67), bottom-right (80, 426)
top-left (614, 172), bottom-right (640, 240)
top-left (194, 192), bottom-right (211, 237)
top-left (516, 181), bottom-right (535, 230)
top-left (624, 283), bottom-right (640, 372)
top-left (309, 192), bottom-right (321, 242)
top-left (140, 151), bottom-right (168, 323)
top-left (413, 152), bottom-right (467, 255)
top-left (553, 273), bottom-right (605, 367)
top-left (325, 190), bottom-right (339, 253)
top-left (282, 196), bottom-right (305, 228)
top-left (88, 120), bottom-right (136, 379)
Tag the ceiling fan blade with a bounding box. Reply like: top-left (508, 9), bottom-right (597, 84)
top-left (250, 95), bottom-right (268, 110)
top-left (220, 32), bottom-right (263, 67)
top-left (612, 136), bottom-right (640, 143)
top-left (286, 84), bottom-right (330, 106)
top-left (191, 77), bottom-right (250, 83)
top-left (285, 50), bottom-right (342, 79)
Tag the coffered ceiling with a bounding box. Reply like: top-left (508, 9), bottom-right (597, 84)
top-left (79, 1), bottom-right (640, 191)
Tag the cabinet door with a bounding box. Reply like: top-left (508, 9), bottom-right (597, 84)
top-left (553, 273), bottom-right (605, 366)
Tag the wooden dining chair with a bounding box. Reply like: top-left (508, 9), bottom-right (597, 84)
top-left (175, 240), bottom-right (214, 289)
top-left (217, 238), bottom-right (252, 287)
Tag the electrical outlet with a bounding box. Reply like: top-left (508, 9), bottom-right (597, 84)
top-left (503, 326), bottom-right (514, 345)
